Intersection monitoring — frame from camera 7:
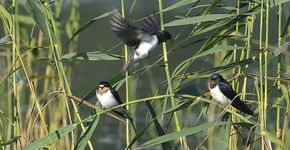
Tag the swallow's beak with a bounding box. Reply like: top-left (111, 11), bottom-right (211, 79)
top-left (208, 78), bottom-right (216, 86)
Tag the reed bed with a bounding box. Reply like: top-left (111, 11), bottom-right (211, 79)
top-left (0, 0), bottom-right (290, 149)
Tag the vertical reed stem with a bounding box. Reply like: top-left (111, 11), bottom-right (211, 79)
top-left (229, 1), bottom-right (240, 149)
top-left (43, 2), bottom-right (94, 149)
top-left (276, 2), bottom-right (282, 149)
top-left (13, 35), bottom-right (56, 150)
top-left (120, 0), bottom-right (131, 146)
top-left (259, 0), bottom-right (265, 149)
top-left (11, 0), bottom-right (17, 148)
top-left (158, 0), bottom-right (186, 148)
top-left (264, 0), bottom-right (269, 131)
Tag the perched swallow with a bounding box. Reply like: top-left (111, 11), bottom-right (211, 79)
top-left (96, 81), bottom-right (127, 118)
top-left (110, 9), bottom-right (173, 73)
top-left (208, 73), bottom-right (255, 116)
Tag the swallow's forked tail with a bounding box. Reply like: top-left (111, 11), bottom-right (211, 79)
top-left (114, 107), bottom-right (137, 133)
top-left (121, 51), bottom-right (135, 74)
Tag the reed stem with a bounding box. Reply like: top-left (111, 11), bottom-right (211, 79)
top-left (121, 0), bottom-right (131, 147)
top-left (264, 0), bottom-right (269, 132)
top-left (43, 3), bottom-right (94, 149)
top-left (229, 1), bottom-right (241, 149)
top-left (158, 0), bottom-right (186, 148)
top-left (276, 2), bottom-right (282, 150)
top-left (259, 0), bottom-right (265, 149)
top-left (11, 0), bottom-right (17, 148)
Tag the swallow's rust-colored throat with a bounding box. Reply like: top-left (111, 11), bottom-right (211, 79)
top-left (97, 86), bottom-right (109, 95)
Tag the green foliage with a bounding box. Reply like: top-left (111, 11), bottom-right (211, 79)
top-left (164, 14), bottom-right (235, 27)
top-left (142, 121), bottom-right (231, 148)
top-left (24, 124), bottom-right (77, 150)
top-left (0, 0), bottom-right (290, 149)
top-left (61, 51), bottom-right (124, 61)
top-left (75, 114), bottom-right (100, 150)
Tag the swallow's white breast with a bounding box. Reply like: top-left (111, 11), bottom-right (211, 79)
top-left (209, 85), bottom-right (231, 105)
top-left (96, 91), bottom-right (119, 109)
top-left (134, 35), bottom-right (158, 60)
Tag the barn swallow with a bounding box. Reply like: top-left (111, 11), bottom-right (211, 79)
top-left (96, 81), bottom-right (127, 118)
top-left (110, 9), bottom-right (172, 73)
top-left (208, 73), bottom-right (255, 116)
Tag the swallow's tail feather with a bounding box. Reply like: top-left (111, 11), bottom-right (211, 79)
top-left (113, 110), bottom-right (127, 118)
top-left (123, 108), bottom-right (137, 133)
top-left (114, 108), bottom-right (137, 133)
top-left (231, 98), bottom-right (255, 116)
top-left (121, 51), bottom-right (135, 74)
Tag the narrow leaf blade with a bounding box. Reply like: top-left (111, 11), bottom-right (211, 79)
top-left (142, 122), bottom-right (231, 148)
top-left (66, 11), bottom-right (113, 45)
top-left (75, 115), bottom-right (100, 150)
top-left (61, 51), bottom-right (123, 61)
top-left (164, 14), bottom-right (235, 27)
top-left (24, 124), bottom-right (77, 150)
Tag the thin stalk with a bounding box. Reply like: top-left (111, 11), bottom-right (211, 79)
top-left (276, 3), bottom-right (282, 149)
top-left (259, 0), bottom-right (265, 149)
top-left (242, 3), bottom-right (254, 102)
top-left (2, 2), bottom-right (16, 148)
top-left (12, 36), bottom-right (56, 149)
top-left (65, 0), bottom-right (79, 148)
top-left (230, 1), bottom-right (240, 149)
top-left (5, 31), bottom-right (12, 150)
top-left (281, 94), bottom-right (289, 148)
top-left (43, 3), bottom-right (93, 149)
top-left (264, 0), bottom-right (269, 132)
top-left (240, 3), bottom-right (255, 148)
top-left (158, 0), bottom-right (186, 148)
top-left (121, 0), bottom-right (131, 147)
top-left (11, 0), bottom-right (17, 148)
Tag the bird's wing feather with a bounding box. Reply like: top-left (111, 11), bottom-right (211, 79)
top-left (110, 10), bottom-right (147, 46)
top-left (109, 88), bottom-right (123, 105)
top-left (218, 81), bottom-right (254, 116)
top-left (142, 15), bottom-right (160, 34)
top-left (217, 81), bottom-right (237, 100)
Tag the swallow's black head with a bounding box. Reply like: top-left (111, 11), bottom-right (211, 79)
top-left (210, 73), bottom-right (223, 81)
top-left (157, 30), bottom-right (173, 43)
top-left (208, 73), bottom-right (223, 88)
top-left (98, 81), bottom-right (111, 88)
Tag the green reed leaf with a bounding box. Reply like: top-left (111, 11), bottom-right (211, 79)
top-left (0, 35), bottom-right (11, 45)
top-left (61, 51), bottom-right (123, 61)
top-left (75, 114), bottom-right (100, 150)
top-left (126, 99), bottom-right (198, 149)
top-left (176, 58), bottom-right (257, 87)
top-left (263, 131), bottom-right (283, 147)
top-left (24, 0), bottom-right (56, 42)
top-left (173, 45), bottom-right (245, 76)
top-left (66, 10), bottom-right (113, 46)
top-left (145, 102), bottom-right (172, 149)
top-left (164, 14), bottom-right (235, 27)
top-left (280, 84), bottom-right (289, 103)
top-left (24, 124), bottom-right (77, 150)
top-left (142, 122), bottom-right (231, 148)
top-left (161, 0), bottom-right (198, 13)
top-left (0, 5), bottom-right (12, 29)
